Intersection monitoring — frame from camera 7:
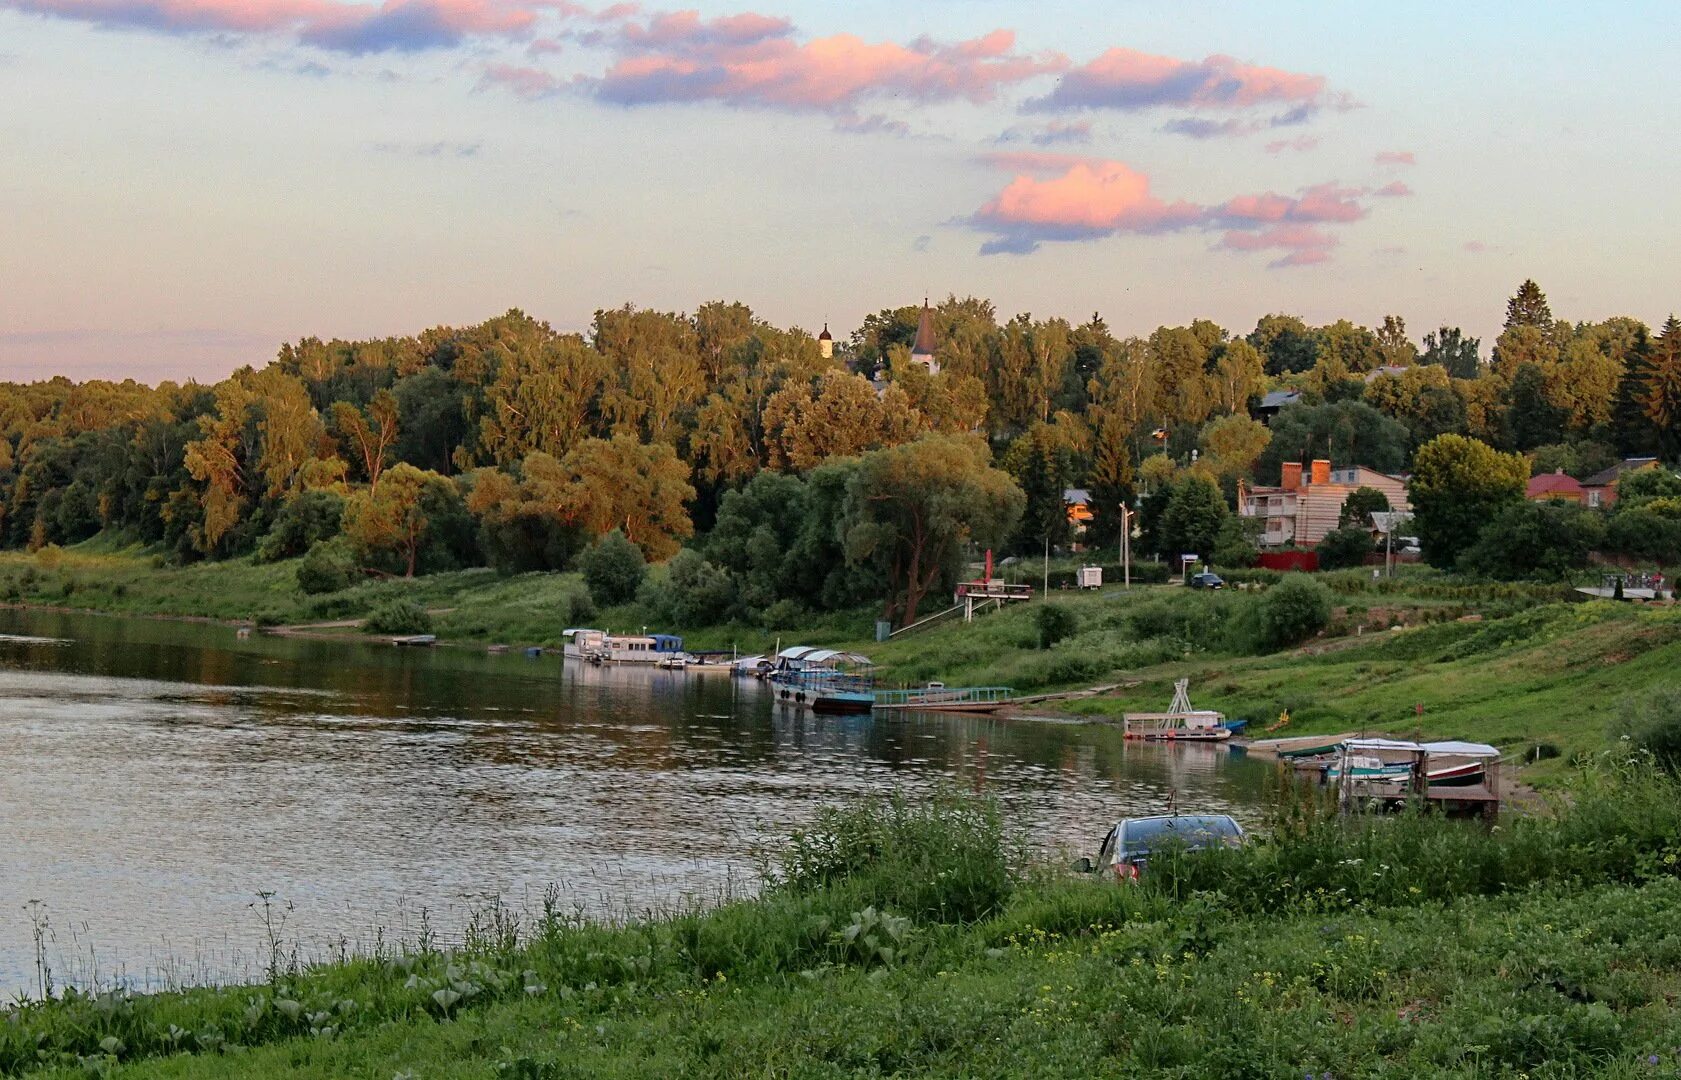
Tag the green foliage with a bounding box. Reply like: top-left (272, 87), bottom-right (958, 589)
top-left (1613, 688), bottom-right (1681, 773)
top-left (1605, 508), bottom-right (1681, 563)
top-left (1615, 467), bottom-right (1681, 510)
top-left (363, 597), bottom-right (432, 635)
top-left (1460, 500), bottom-right (1607, 580)
top-left (638, 549), bottom-right (735, 627)
top-left (1316, 526), bottom-right (1374, 570)
top-left (1252, 573), bottom-right (1332, 650)
top-left (295, 538), bottom-right (356, 595)
top-left (1338, 485), bottom-right (1390, 527)
top-left (1409, 434), bottom-right (1531, 568)
top-left (1257, 401), bottom-right (1410, 482)
top-left (257, 490), bottom-right (345, 563)
top-left (1210, 514), bottom-right (1260, 569)
top-left (1033, 603), bottom-right (1078, 649)
top-left (578, 530), bottom-right (646, 607)
top-left (1158, 474), bottom-right (1228, 563)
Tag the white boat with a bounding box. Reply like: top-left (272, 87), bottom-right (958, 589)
top-left (561, 628), bottom-right (690, 665)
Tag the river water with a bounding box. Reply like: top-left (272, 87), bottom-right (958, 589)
top-left (0, 607), bottom-right (1270, 996)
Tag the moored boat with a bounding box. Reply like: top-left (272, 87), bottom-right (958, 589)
top-left (1123, 679), bottom-right (1231, 741)
top-left (561, 628), bottom-right (690, 666)
top-left (769, 646), bottom-right (875, 713)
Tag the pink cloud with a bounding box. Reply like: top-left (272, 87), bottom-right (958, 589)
top-left (1375, 150), bottom-right (1416, 166)
top-left (1027, 46), bottom-right (1329, 115)
top-left (479, 61), bottom-right (564, 97)
top-left (1213, 182), bottom-right (1366, 226)
top-left (584, 23), bottom-right (1066, 112)
top-left (1373, 180), bottom-right (1412, 197)
top-left (1464, 240), bottom-right (1487, 253)
top-left (2, 0), bottom-right (550, 51)
top-left (1264, 135), bottom-right (1318, 154)
top-left (971, 156), bottom-right (1202, 253)
top-left (970, 156), bottom-right (1377, 264)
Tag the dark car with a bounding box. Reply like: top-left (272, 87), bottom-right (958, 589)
top-left (1188, 572), bottom-right (1225, 590)
top-left (1080, 814), bottom-right (1246, 880)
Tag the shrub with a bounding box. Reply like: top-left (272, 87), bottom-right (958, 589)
top-left (641, 550), bottom-right (735, 626)
top-left (296, 539), bottom-right (357, 595)
top-left (364, 597), bottom-right (432, 635)
top-left (1613, 688), bottom-right (1681, 773)
top-left (257, 490), bottom-right (346, 563)
top-left (1460, 501), bottom-right (1606, 581)
top-left (579, 530), bottom-right (646, 606)
top-left (1316, 526), bottom-right (1374, 570)
top-left (559, 584), bottom-right (597, 627)
top-left (1034, 603), bottom-right (1078, 649)
top-left (1253, 573), bottom-right (1332, 650)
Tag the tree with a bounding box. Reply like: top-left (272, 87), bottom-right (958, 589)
top-left (1211, 339), bottom-right (1265, 414)
top-left (763, 371), bottom-right (919, 471)
top-left (1375, 315), bottom-right (1416, 368)
top-left (258, 489), bottom-right (345, 562)
top-left (579, 529), bottom-right (646, 606)
top-left (1256, 401), bottom-right (1409, 482)
top-left (1339, 487), bottom-right (1391, 528)
top-left (1640, 316), bottom-right (1681, 459)
top-left (1420, 326), bottom-right (1481, 379)
top-left (1198, 414), bottom-right (1271, 483)
top-left (1459, 501), bottom-right (1606, 581)
top-left (341, 462), bottom-right (453, 577)
top-left (1317, 527), bottom-right (1374, 570)
top-left (1614, 467), bottom-right (1681, 511)
top-left (1408, 434), bottom-right (1530, 568)
top-left (1158, 475), bottom-right (1228, 563)
top-left (1504, 279), bottom-right (1554, 332)
top-left (842, 435), bottom-right (1024, 628)
top-left (1507, 363), bottom-right (1567, 450)
top-left (1248, 313), bottom-right (1319, 375)
top-left (559, 436), bottom-right (696, 561)
top-left (1003, 425), bottom-right (1074, 555)
top-left (330, 390), bottom-right (399, 492)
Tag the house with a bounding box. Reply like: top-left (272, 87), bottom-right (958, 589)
top-left (1580, 458), bottom-right (1660, 509)
top-left (1063, 488), bottom-right (1093, 532)
top-left (1255, 389), bottom-right (1301, 425)
top-left (1241, 459), bottom-right (1412, 548)
top-left (1526, 470), bottom-right (1585, 504)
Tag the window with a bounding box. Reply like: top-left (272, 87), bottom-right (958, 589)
top-left (1588, 491), bottom-right (1601, 508)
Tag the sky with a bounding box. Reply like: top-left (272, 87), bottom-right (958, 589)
top-left (0, 0), bottom-right (1677, 382)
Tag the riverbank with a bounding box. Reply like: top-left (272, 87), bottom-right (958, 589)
top-left (2, 545), bottom-right (1676, 782)
top-left (7, 768), bottom-right (1681, 1078)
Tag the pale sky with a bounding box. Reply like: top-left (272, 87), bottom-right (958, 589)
top-left (1, 0), bottom-right (1676, 381)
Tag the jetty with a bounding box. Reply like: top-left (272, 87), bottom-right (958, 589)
top-left (873, 685), bottom-right (1015, 713)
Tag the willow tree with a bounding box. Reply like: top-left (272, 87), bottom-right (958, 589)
top-left (843, 434), bottom-right (1024, 628)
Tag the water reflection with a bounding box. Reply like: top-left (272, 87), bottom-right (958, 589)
top-left (0, 608), bottom-right (1270, 995)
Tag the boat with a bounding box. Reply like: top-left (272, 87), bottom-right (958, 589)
top-left (391, 634), bottom-right (437, 647)
top-left (561, 628), bottom-right (690, 666)
top-left (1123, 679), bottom-right (1231, 741)
top-left (655, 654), bottom-right (688, 670)
top-left (768, 646), bottom-right (876, 713)
top-left (1323, 740), bottom-right (1496, 789)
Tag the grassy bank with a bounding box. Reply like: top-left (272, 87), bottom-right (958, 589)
top-left (8, 762), bottom-right (1681, 1078)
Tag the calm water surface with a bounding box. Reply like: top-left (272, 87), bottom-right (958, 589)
top-left (0, 608), bottom-right (1271, 995)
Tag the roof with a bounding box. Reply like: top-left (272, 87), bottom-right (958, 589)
top-left (1582, 457), bottom-right (1659, 488)
top-left (776, 646), bottom-right (873, 665)
top-left (1259, 389), bottom-right (1302, 409)
top-left (1362, 365), bottom-right (1413, 382)
top-left (817, 322), bottom-right (832, 341)
top-left (1063, 488), bottom-right (1092, 505)
top-left (1527, 472), bottom-right (1584, 497)
top-left (910, 298), bottom-right (937, 356)
top-left (1344, 738), bottom-right (1424, 752)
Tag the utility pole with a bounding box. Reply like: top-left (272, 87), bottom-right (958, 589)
top-left (1120, 504), bottom-right (1132, 590)
top-left (1043, 535), bottom-right (1050, 598)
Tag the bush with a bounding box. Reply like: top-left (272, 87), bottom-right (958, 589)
top-left (257, 490), bottom-right (346, 563)
top-left (1459, 500), bottom-right (1606, 581)
top-left (1253, 573), bottom-right (1332, 650)
top-left (296, 539), bottom-right (357, 595)
top-left (1034, 603), bottom-right (1078, 649)
top-left (1316, 526), bottom-right (1374, 570)
top-left (364, 597), bottom-right (432, 635)
top-left (639, 549), bottom-right (734, 626)
top-left (579, 530), bottom-right (646, 606)
top-left (1613, 688), bottom-right (1681, 773)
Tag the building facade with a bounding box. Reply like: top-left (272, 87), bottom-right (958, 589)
top-left (1241, 460), bottom-right (1412, 548)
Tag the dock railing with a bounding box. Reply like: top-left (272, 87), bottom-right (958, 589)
top-left (873, 685), bottom-right (1015, 708)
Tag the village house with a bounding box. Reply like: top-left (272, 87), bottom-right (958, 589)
top-left (1241, 460), bottom-right (1411, 548)
top-left (1526, 470), bottom-right (1585, 504)
top-left (1580, 457), bottom-right (1660, 508)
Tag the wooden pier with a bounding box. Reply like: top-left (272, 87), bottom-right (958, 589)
top-left (873, 685), bottom-right (1015, 713)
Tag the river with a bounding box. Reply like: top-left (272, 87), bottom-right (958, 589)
top-left (0, 607), bottom-right (1270, 997)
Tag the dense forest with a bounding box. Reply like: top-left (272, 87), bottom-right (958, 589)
top-left (1, 281), bottom-right (1677, 624)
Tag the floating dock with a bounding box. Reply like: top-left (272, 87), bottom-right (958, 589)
top-left (873, 685), bottom-right (1015, 713)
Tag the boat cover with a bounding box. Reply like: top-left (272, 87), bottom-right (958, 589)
top-left (1420, 740), bottom-right (1500, 758)
top-left (1343, 738), bottom-right (1424, 752)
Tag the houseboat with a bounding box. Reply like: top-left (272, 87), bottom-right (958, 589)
top-left (768, 646), bottom-right (876, 713)
top-left (561, 628), bottom-right (690, 665)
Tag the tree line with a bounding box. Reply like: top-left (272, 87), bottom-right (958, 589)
top-left (0, 281), bottom-right (1676, 624)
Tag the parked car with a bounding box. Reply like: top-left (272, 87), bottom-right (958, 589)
top-left (1078, 814), bottom-right (1246, 880)
top-left (1187, 572), bottom-right (1225, 590)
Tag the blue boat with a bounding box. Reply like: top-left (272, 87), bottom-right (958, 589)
top-left (769, 646), bottom-right (876, 714)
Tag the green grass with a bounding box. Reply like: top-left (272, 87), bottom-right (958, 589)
top-left (10, 767), bottom-right (1681, 1078)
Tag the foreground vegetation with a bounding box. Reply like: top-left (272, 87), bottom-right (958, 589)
top-left (9, 761), bottom-right (1681, 1078)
